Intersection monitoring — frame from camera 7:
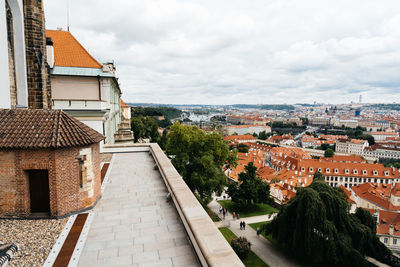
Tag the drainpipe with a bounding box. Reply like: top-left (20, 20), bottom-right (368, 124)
top-left (97, 75), bottom-right (101, 100)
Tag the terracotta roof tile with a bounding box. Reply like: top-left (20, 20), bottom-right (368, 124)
top-left (46, 30), bottom-right (102, 68)
top-left (0, 109), bottom-right (104, 149)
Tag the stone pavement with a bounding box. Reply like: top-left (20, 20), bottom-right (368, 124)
top-left (209, 198), bottom-right (300, 267)
top-left (78, 152), bottom-right (199, 267)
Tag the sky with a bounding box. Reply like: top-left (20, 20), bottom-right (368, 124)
top-left (44, 0), bottom-right (400, 105)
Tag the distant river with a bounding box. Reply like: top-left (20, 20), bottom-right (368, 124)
top-left (187, 113), bottom-right (220, 122)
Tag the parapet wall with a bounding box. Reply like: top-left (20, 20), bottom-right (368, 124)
top-left (102, 143), bottom-right (244, 267)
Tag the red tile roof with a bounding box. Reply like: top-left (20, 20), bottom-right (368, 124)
top-left (46, 30), bottom-right (102, 68)
top-left (0, 109), bottom-right (104, 149)
top-left (352, 183), bottom-right (400, 211)
top-left (120, 99), bottom-right (128, 107)
top-left (224, 135), bottom-right (256, 141)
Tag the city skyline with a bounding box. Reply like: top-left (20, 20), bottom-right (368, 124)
top-left (44, 0), bottom-right (400, 105)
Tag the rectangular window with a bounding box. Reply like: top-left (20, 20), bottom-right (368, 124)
top-left (394, 239), bottom-right (397, 245)
top-left (78, 155), bottom-right (87, 188)
top-left (384, 238), bottom-right (388, 244)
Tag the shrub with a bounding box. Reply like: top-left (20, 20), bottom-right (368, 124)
top-left (231, 237), bottom-right (251, 259)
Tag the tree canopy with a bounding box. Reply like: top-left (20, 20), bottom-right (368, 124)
top-left (166, 122), bottom-right (236, 203)
top-left (265, 180), bottom-right (399, 266)
top-left (131, 116), bottom-right (160, 143)
top-left (227, 162), bottom-right (272, 207)
top-left (324, 148), bottom-right (335, 157)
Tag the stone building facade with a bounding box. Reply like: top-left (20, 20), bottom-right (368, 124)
top-left (1, 0), bottom-right (51, 109)
top-left (23, 0), bottom-right (51, 109)
top-left (0, 109), bottom-right (104, 218)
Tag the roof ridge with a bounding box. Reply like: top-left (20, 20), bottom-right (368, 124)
top-left (53, 110), bottom-right (61, 148)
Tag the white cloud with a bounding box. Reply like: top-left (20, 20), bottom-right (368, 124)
top-left (45, 0), bottom-right (400, 104)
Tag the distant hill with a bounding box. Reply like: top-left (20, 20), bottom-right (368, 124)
top-left (366, 104), bottom-right (400, 111)
top-left (130, 106), bottom-right (182, 120)
top-left (231, 104), bottom-right (295, 110)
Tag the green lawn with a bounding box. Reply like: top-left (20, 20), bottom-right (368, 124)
top-left (219, 227), bottom-right (269, 267)
top-left (217, 200), bottom-right (278, 218)
top-left (204, 205), bottom-right (221, 222)
top-left (194, 193), bottom-right (221, 222)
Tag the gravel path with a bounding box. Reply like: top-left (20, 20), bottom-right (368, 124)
top-left (0, 218), bottom-right (68, 266)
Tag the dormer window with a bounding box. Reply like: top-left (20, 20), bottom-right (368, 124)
top-left (345, 169), bottom-right (349, 174)
top-left (309, 167), bottom-right (314, 172)
top-left (363, 170), bottom-right (367, 175)
top-left (301, 167), bottom-right (305, 172)
top-left (326, 168), bottom-right (330, 173)
top-left (353, 169), bottom-right (358, 174)
top-left (334, 168), bottom-right (339, 174)
top-left (373, 170), bottom-right (378, 176)
top-left (385, 171), bottom-right (389, 176)
top-left (317, 168), bottom-right (322, 172)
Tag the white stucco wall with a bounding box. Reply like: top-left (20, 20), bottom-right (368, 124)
top-left (1, 0), bottom-right (28, 108)
top-left (80, 120), bottom-right (104, 136)
top-left (51, 76), bottom-right (103, 100)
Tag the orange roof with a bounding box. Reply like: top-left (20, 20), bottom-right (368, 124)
top-left (46, 30), bottom-right (102, 68)
top-left (352, 183), bottom-right (400, 211)
top-left (224, 135), bottom-right (256, 141)
top-left (120, 99), bottom-right (128, 107)
top-left (375, 210), bottom-right (400, 236)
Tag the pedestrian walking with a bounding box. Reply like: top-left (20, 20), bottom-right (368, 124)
top-left (223, 209), bottom-right (226, 219)
top-left (240, 221), bottom-right (243, 230)
top-left (256, 227), bottom-right (260, 237)
top-left (243, 221), bottom-right (246, 230)
top-left (219, 206), bottom-right (222, 214)
top-left (233, 212), bottom-right (236, 220)
top-left (237, 213), bottom-right (240, 220)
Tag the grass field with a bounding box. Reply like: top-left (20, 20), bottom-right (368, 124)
top-left (217, 200), bottom-right (278, 218)
top-left (218, 227), bottom-right (269, 267)
top-left (194, 193), bottom-right (221, 222)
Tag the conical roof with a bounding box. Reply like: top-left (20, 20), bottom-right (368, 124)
top-left (0, 109), bottom-right (104, 149)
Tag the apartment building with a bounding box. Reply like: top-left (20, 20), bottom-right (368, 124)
top-left (364, 145), bottom-right (400, 160)
top-left (270, 149), bottom-right (400, 189)
top-left (46, 30), bottom-right (121, 144)
top-left (335, 138), bottom-right (369, 154)
top-left (371, 132), bottom-right (399, 141)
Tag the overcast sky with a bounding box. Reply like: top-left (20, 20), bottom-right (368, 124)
top-left (44, 0), bottom-right (400, 105)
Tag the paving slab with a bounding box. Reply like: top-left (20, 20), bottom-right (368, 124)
top-left (78, 152), bottom-right (199, 266)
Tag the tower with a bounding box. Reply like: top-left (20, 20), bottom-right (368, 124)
top-left (23, 0), bottom-right (51, 109)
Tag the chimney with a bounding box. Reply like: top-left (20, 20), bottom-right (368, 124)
top-left (46, 37), bottom-right (54, 68)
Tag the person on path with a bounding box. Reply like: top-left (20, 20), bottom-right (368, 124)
top-left (219, 206), bottom-right (222, 214)
top-left (243, 221), bottom-right (246, 230)
top-left (223, 209), bottom-right (226, 219)
top-left (240, 221), bottom-right (243, 230)
top-left (237, 213), bottom-right (240, 220)
top-left (256, 227), bottom-right (260, 237)
top-left (233, 212), bottom-right (236, 220)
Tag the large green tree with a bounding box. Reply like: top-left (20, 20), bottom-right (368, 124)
top-left (227, 162), bottom-right (272, 207)
top-left (324, 148), bottom-right (335, 157)
top-left (265, 180), bottom-right (399, 266)
top-left (130, 116), bottom-right (160, 143)
top-left (166, 122), bottom-right (236, 203)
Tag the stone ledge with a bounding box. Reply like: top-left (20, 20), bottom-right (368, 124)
top-left (149, 143), bottom-right (244, 267)
top-left (101, 143), bottom-right (244, 267)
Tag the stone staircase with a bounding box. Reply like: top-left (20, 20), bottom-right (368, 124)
top-left (114, 119), bottom-right (134, 143)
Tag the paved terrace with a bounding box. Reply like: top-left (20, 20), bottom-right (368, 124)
top-left (79, 152), bottom-right (198, 266)
top-left (77, 144), bottom-right (243, 267)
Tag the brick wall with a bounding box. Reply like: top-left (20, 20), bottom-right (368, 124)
top-left (0, 143), bottom-right (101, 217)
top-left (23, 0), bottom-right (52, 109)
